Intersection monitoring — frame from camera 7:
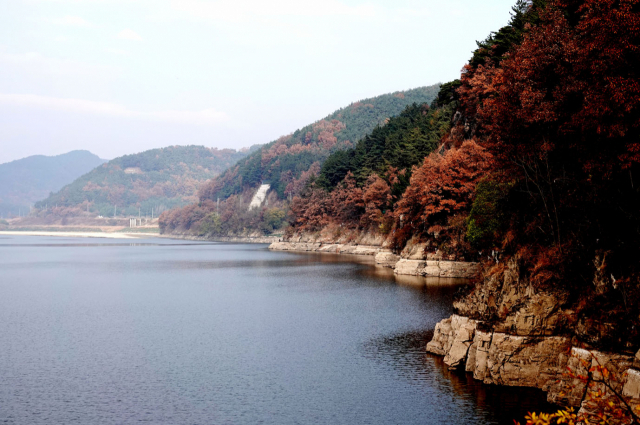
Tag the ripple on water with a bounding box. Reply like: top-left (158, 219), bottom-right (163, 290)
top-left (364, 329), bottom-right (558, 424)
top-left (0, 236), bottom-right (557, 425)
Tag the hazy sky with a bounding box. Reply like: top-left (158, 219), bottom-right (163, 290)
top-left (0, 0), bottom-right (517, 163)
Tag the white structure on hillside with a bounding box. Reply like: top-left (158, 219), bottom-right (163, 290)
top-left (248, 184), bottom-right (270, 211)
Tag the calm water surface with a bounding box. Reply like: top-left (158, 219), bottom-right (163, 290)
top-left (0, 236), bottom-right (554, 424)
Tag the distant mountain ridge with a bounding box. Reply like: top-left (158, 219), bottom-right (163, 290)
top-left (34, 145), bottom-right (254, 219)
top-left (160, 85), bottom-right (441, 237)
top-left (0, 150), bottom-right (106, 218)
top-left (35, 146), bottom-right (251, 217)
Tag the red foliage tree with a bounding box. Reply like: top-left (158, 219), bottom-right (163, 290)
top-left (289, 189), bottom-right (331, 232)
top-left (361, 174), bottom-right (392, 229)
top-left (327, 172), bottom-right (364, 228)
top-left (392, 140), bottom-right (492, 253)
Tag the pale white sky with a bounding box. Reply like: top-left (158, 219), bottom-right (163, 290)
top-left (0, 0), bottom-right (517, 163)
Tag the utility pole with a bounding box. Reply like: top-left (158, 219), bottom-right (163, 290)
top-left (152, 207), bottom-right (154, 219)
top-left (217, 197), bottom-right (219, 215)
top-left (114, 205), bottom-right (116, 218)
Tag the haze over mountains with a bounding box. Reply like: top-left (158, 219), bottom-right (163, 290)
top-left (34, 145), bottom-right (254, 219)
top-left (0, 151), bottom-right (106, 218)
top-left (5, 85), bottom-right (439, 229)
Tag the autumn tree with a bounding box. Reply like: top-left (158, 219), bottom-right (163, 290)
top-left (392, 140), bottom-right (492, 256)
top-left (327, 172), bottom-right (364, 228)
top-left (361, 174), bottom-right (392, 230)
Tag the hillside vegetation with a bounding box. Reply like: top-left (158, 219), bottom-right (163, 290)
top-left (0, 150), bottom-right (106, 218)
top-left (34, 145), bottom-right (252, 219)
top-left (289, 0), bottom-right (640, 354)
top-left (198, 86), bottom-right (440, 201)
top-left (160, 86), bottom-right (440, 236)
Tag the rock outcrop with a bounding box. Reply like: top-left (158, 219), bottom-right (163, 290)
top-left (427, 315), bottom-right (640, 419)
top-left (426, 315), bottom-right (478, 368)
top-left (270, 240), bottom-right (481, 278)
top-left (394, 259), bottom-right (480, 278)
top-left (269, 241), bottom-right (381, 256)
top-left (427, 256), bottom-right (640, 423)
top-left (374, 251), bottom-right (401, 268)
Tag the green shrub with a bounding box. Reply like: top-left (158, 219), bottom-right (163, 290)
top-left (466, 178), bottom-right (512, 249)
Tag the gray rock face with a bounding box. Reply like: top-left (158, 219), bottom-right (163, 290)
top-left (443, 317), bottom-right (477, 369)
top-left (270, 242), bottom-right (480, 278)
top-left (268, 241), bottom-right (380, 255)
top-left (426, 315), bottom-right (477, 366)
top-left (623, 369), bottom-right (640, 399)
top-left (430, 316), bottom-right (571, 389)
top-left (394, 259), bottom-right (480, 278)
top-left (400, 241), bottom-right (430, 260)
top-left (428, 313), bottom-right (640, 418)
top-left (545, 347), bottom-right (592, 407)
top-left (480, 334), bottom-right (571, 388)
top-left (494, 293), bottom-right (567, 336)
top-left (427, 252), bottom-right (640, 422)
top-left (469, 331), bottom-right (492, 379)
top-left (393, 259), bottom-right (427, 276)
top-left (374, 251), bottom-right (400, 268)
top-left (426, 316), bottom-right (453, 356)
top-left (453, 257), bottom-right (572, 334)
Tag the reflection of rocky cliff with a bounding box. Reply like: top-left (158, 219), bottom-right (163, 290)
top-left (427, 257), bottom-right (640, 422)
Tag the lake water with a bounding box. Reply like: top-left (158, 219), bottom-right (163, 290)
top-left (0, 236), bottom-right (553, 424)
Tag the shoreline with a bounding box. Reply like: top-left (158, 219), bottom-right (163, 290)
top-left (0, 230), bottom-right (280, 243)
top-left (268, 240), bottom-right (481, 278)
top-left (157, 233), bottom-right (280, 244)
top-left (0, 230), bottom-right (153, 239)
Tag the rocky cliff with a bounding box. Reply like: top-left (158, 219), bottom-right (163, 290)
top-left (426, 257), bottom-right (640, 423)
top-left (269, 231), bottom-right (480, 279)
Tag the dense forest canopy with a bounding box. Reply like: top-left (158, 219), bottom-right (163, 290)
top-left (197, 86), bottom-right (441, 202)
top-left (289, 0), bottom-right (640, 352)
top-left (315, 103), bottom-right (453, 191)
top-left (34, 145), bottom-right (252, 218)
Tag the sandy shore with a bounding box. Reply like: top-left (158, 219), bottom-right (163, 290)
top-left (0, 231), bottom-right (152, 239)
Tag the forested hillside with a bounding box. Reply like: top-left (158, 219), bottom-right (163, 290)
top-left (165, 0), bottom-right (640, 421)
top-left (34, 146), bottom-right (252, 218)
top-left (198, 86), bottom-right (440, 201)
top-left (289, 0), bottom-right (640, 371)
top-left (0, 150), bottom-right (106, 218)
top-left (315, 103), bottom-right (453, 190)
top-left (288, 0), bottom-right (553, 255)
top-left (160, 86), bottom-right (440, 236)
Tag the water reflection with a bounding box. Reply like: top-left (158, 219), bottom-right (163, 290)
top-left (365, 329), bottom-right (557, 424)
top-left (0, 236), bottom-right (556, 425)
top-left (0, 242), bottom-right (218, 248)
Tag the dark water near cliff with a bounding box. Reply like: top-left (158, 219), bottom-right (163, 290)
top-left (0, 236), bottom-right (553, 424)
